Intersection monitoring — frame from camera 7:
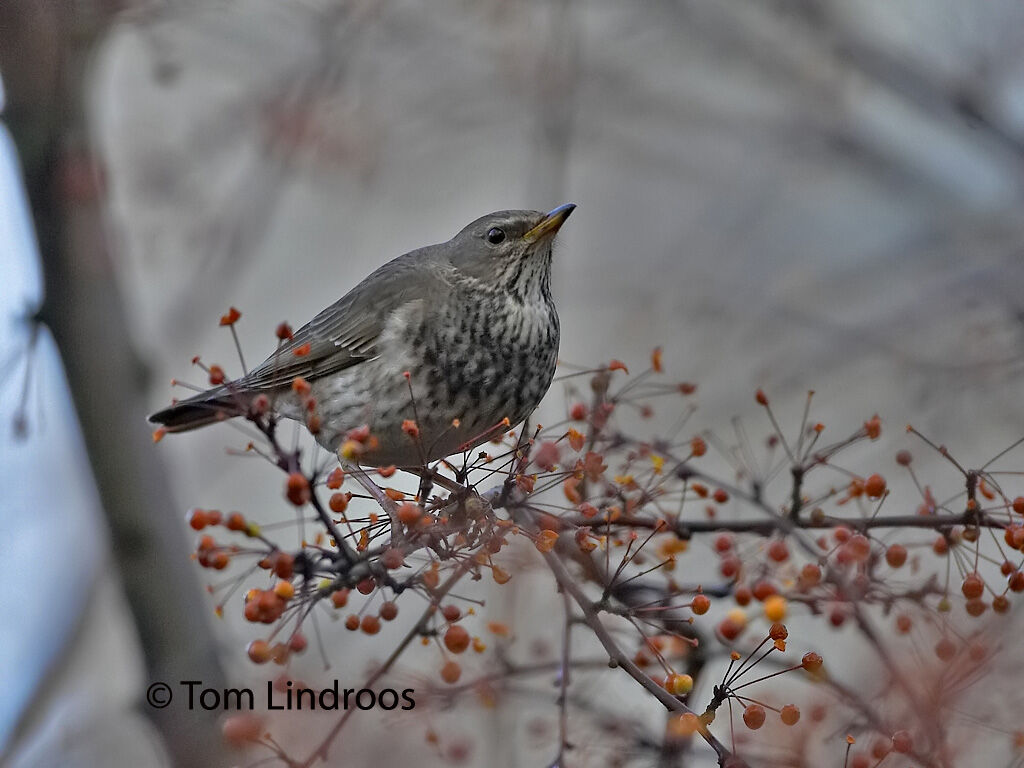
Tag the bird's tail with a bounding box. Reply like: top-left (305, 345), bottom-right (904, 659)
top-left (148, 386), bottom-right (248, 433)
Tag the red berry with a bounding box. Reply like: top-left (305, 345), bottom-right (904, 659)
top-left (767, 540), bottom-right (789, 562)
top-left (934, 637), bottom-right (956, 661)
top-left (961, 573), bottom-right (984, 600)
top-left (742, 704), bottom-right (766, 730)
top-left (864, 474), bottom-right (886, 498)
top-left (885, 544), bottom-right (907, 568)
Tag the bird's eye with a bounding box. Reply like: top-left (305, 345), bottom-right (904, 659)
top-left (486, 227), bottom-right (506, 245)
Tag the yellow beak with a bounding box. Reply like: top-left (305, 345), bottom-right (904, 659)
top-left (524, 203), bottom-right (576, 242)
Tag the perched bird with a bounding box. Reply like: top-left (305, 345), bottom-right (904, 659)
top-left (149, 204), bottom-right (575, 467)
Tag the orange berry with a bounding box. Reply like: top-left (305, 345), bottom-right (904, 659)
top-left (329, 492), bottom-right (349, 514)
top-left (285, 472), bottom-right (310, 506)
top-left (444, 625), bottom-right (471, 654)
top-left (742, 704), bottom-right (766, 730)
top-left (780, 704), bottom-right (800, 726)
top-left (801, 652), bottom-right (823, 672)
top-left (442, 604), bottom-right (461, 622)
top-left (273, 581), bottom-right (294, 600)
top-left (325, 467), bottom-right (345, 489)
top-left (763, 595), bottom-right (787, 622)
top-left (863, 474), bottom-right (886, 498)
top-left (188, 509), bottom-right (208, 530)
top-left (247, 640), bottom-right (272, 664)
top-left (885, 544), bottom-right (907, 568)
top-left (733, 585), bottom-right (752, 606)
top-left (800, 563), bottom-right (822, 586)
top-left (288, 632), bottom-right (307, 653)
top-left (361, 615), bottom-right (381, 635)
top-left (226, 512), bottom-right (246, 531)
top-left (1014, 497), bottom-right (1024, 515)
top-left (691, 594), bottom-right (711, 615)
top-left (380, 602), bottom-right (399, 621)
top-left (398, 502), bottom-right (422, 525)
top-left (440, 660), bottom-right (461, 684)
top-left (755, 389), bottom-right (768, 406)
top-left (965, 598), bottom-right (987, 617)
top-left (664, 673), bottom-right (694, 695)
top-left (272, 552), bottom-right (294, 579)
top-left (331, 588), bottom-right (350, 608)
top-left (344, 614), bottom-right (359, 631)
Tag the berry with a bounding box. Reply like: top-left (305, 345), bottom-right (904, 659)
top-left (691, 594), bottom-right (711, 615)
top-left (961, 573), bottom-right (984, 600)
top-left (444, 625), bottom-right (471, 654)
top-left (801, 652), bottom-right (823, 672)
top-left (664, 674), bottom-right (694, 695)
top-left (780, 704), bottom-right (800, 726)
top-left (864, 474), bottom-right (886, 498)
top-left (742, 704), bottom-right (766, 730)
top-left (885, 544), bottom-right (907, 568)
top-left (767, 540), bottom-right (789, 562)
top-left (891, 730), bottom-right (912, 754)
top-left (441, 660), bottom-right (462, 684)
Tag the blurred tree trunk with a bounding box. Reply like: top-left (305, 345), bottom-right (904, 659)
top-left (0, 3), bottom-right (229, 766)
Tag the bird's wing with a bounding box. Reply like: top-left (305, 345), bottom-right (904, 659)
top-left (240, 249), bottom-right (447, 391)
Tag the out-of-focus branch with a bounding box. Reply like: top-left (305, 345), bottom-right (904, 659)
top-left (0, 3), bottom-right (229, 766)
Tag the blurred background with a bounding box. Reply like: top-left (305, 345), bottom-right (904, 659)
top-left (2, 1), bottom-right (1024, 767)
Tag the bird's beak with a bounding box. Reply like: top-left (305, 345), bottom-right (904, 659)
top-left (524, 203), bottom-right (576, 242)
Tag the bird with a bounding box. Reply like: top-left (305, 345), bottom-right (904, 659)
top-left (149, 204), bottom-right (576, 468)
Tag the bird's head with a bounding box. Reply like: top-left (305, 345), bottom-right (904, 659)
top-left (447, 204), bottom-right (576, 299)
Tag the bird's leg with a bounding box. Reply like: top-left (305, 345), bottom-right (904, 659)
top-left (416, 469), bottom-right (433, 508)
top-left (409, 465), bottom-right (464, 501)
